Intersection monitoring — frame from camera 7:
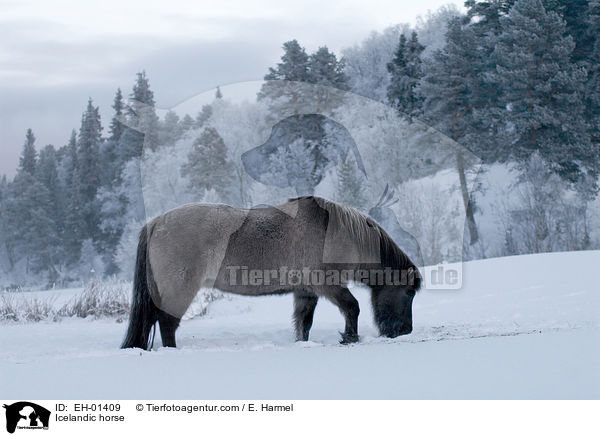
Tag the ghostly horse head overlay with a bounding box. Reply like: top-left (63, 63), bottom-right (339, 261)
top-left (241, 114), bottom-right (366, 196)
top-left (120, 80), bottom-right (483, 290)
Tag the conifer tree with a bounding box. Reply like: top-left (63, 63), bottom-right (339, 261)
top-left (585, 0), bottom-right (600, 157)
top-left (181, 127), bottom-right (234, 200)
top-left (387, 31), bottom-right (424, 116)
top-left (419, 18), bottom-right (481, 244)
top-left (19, 129), bottom-right (37, 175)
top-left (308, 46), bottom-right (348, 89)
top-left (336, 154), bottom-right (367, 210)
top-left (77, 98), bottom-right (103, 240)
top-left (195, 105), bottom-right (213, 129)
top-left (109, 88), bottom-right (125, 142)
top-left (4, 131), bottom-right (55, 274)
top-left (37, 145), bottom-right (62, 230)
top-left (160, 110), bottom-right (183, 146)
top-left (489, 0), bottom-right (593, 184)
top-left (126, 71), bottom-right (160, 153)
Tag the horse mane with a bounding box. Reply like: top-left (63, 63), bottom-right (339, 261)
top-left (287, 196), bottom-right (414, 272)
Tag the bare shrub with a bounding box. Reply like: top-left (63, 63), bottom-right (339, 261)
top-left (0, 293), bottom-right (56, 322)
top-left (0, 294), bottom-right (19, 322)
top-left (58, 279), bottom-right (130, 320)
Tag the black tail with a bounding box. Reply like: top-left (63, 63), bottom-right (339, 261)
top-left (121, 224), bottom-right (159, 350)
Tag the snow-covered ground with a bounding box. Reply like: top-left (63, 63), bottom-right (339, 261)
top-left (1, 251), bottom-right (599, 399)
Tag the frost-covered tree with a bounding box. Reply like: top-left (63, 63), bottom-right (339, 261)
top-left (180, 114), bottom-right (195, 132)
top-left (342, 25), bottom-right (409, 103)
top-left (308, 46), bottom-right (348, 89)
top-left (489, 0), bottom-right (593, 184)
top-left (109, 88), bottom-right (125, 142)
top-left (37, 145), bottom-right (62, 231)
top-left (3, 132), bottom-right (59, 277)
top-left (32, 145), bottom-right (62, 280)
top-left (307, 46), bottom-right (349, 112)
top-left (258, 40), bottom-right (311, 118)
top-left (386, 31), bottom-right (424, 116)
top-left (77, 98), bottom-right (103, 241)
top-left (19, 129), bottom-right (37, 176)
top-left (195, 105), bottom-right (213, 129)
top-left (120, 71), bottom-right (160, 160)
top-left (584, 0), bottom-right (600, 157)
top-left (263, 40), bottom-right (310, 83)
top-left (418, 17), bottom-right (481, 244)
top-left (181, 127), bottom-right (234, 201)
top-left (259, 41), bottom-right (348, 117)
top-left (546, 0), bottom-right (593, 63)
top-left (336, 154), bottom-right (367, 210)
top-left (160, 110), bottom-right (183, 146)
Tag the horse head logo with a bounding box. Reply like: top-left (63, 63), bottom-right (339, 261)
top-left (3, 402), bottom-right (50, 434)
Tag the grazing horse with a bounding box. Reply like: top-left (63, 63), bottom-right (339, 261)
top-left (121, 196), bottom-right (421, 350)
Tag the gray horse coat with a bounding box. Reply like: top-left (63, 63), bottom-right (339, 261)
top-left (121, 196), bottom-right (421, 350)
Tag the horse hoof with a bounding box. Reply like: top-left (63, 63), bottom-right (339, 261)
top-left (339, 332), bottom-right (359, 344)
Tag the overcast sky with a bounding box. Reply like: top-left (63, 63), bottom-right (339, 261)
top-left (0, 0), bottom-right (464, 177)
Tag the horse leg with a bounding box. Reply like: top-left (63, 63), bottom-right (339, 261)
top-left (157, 309), bottom-right (181, 348)
top-left (326, 287), bottom-right (360, 344)
top-left (293, 292), bottom-right (318, 341)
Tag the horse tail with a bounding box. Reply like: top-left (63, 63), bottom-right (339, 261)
top-left (121, 223), bottom-right (159, 350)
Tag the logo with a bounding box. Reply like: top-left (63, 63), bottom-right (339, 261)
top-left (3, 402), bottom-right (50, 434)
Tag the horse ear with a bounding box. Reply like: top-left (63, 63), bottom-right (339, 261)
top-left (382, 188), bottom-right (393, 206)
top-left (375, 184), bottom-right (389, 208)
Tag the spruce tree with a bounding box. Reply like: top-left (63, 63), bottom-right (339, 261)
top-left (490, 0), bottom-right (593, 184)
top-left (4, 132), bottom-right (55, 275)
top-left (160, 110), bottom-right (183, 146)
top-left (306, 46), bottom-right (349, 112)
top-left (336, 154), bottom-right (367, 210)
top-left (181, 114), bottom-right (195, 131)
top-left (181, 127), bottom-right (234, 200)
top-left (126, 71), bottom-right (160, 153)
top-left (263, 40), bottom-right (310, 82)
top-left (419, 17), bottom-right (481, 244)
top-left (63, 164), bottom-right (85, 266)
top-left (585, 0), bottom-right (600, 158)
top-left (195, 105), bottom-right (213, 129)
top-left (545, 0), bottom-right (593, 63)
top-left (109, 88), bottom-right (125, 142)
top-left (19, 129), bottom-right (37, 175)
top-left (308, 46), bottom-right (348, 89)
top-left (258, 40), bottom-right (312, 117)
top-left (77, 98), bottom-right (103, 241)
top-left (387, 31), bottom-right (424, 116)
top-left (259, 41), bottom-right (349, 109)
top-left (37, 145), bottom-right (62, 230)
top-left (30, 151), bottom-right (60, 280)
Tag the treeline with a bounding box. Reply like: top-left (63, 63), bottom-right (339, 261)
top-left (0, 72), bottom-right (215, 286)
top-left (345, 0), bottom-right (600, 253)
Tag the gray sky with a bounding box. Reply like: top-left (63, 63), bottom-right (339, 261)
top-left (0, 0), bottom-right (464, 177)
